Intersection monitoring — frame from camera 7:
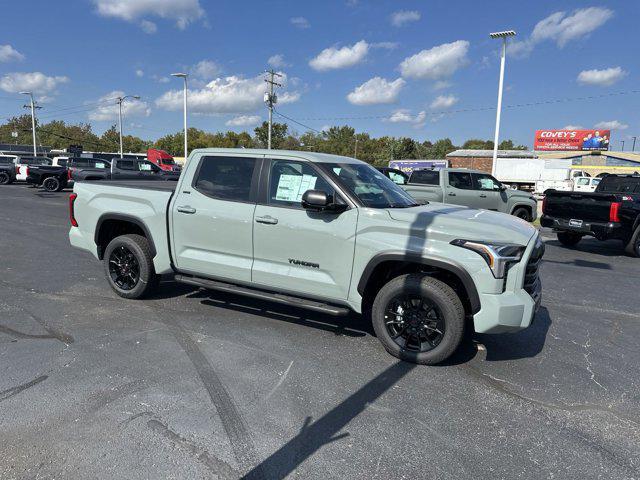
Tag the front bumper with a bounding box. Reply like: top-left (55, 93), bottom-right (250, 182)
top-left (472, 234), bottom-right (543, 334)
top-left (540, 215), bottom-right (621, 240)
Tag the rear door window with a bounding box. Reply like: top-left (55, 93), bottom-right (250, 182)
top-left (410, 170), bottom-right (440, 185)
top-left (448, 172), bottom-right (473, 189)
top-left (193, 156), bottom-right (258, 202)
top-left (117, 160), bottom-right (135, 171)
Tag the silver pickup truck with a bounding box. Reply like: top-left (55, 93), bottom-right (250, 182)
top-left (69, 149), bottom-right (543, 364)
top-left (397, 168), bottom-right (538, 221)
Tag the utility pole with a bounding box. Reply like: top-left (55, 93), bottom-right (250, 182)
top-left (489, 30), bottom-right (516, 177)
top-left (171, 73), bottom-right (189, 160)
top-left (20, 91), bottom-right (41, 156)
top-left (621, 140), bottom-right (625, 152)
top-left (632, 136), bottom-right (637, 152)
top-left (264, 69), bottom-right (282, 150)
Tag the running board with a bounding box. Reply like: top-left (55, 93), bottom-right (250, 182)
top-left (174, 274), bottom-right (350, 316)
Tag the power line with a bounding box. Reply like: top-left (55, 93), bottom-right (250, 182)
top-left (273, 109), bottom-right (323, 134)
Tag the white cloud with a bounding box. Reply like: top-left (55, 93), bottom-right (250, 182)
top-left (563, 125), bottom-right (584, 130)
top-left (309, 40), bottom-right (369, 71)
top-left (191, 60), bottom-right (221, 79)
top-left (594, 120), bottom-right (628, 130)
top-left (347, 77), bottom-right (405, 105)
top-left (0, 72), bottom-right (68, 94)
top-left (430, 94), bottom-right (458, 110)
top-left (140, 19), bottom-right (157, 33)
top-left (390, 10), bottom-right (421, 27)
top-left (0, 45), bottom-right (24, 62)
top-left (387, 109), bottom-right (426, 128)
top-left (268, 54), bottom-right (290, 68)
top-left (135, 69), bottom-right (144, 78)
top-left (88, 91), bottom-right (151, 121)
top-left (399, 40), bottom-right (469, 80)
top-left (531, 7), bottom-right (613, 47)
top-left (433, 80), bottom-right (451, 90)
top-left (156, 73), bottom-right (300, 114)
top-left (290, 16), bottom-right (310, 29)
top-left (226, 115), bottom-right (261, 127)
top-left (510, 7), bottom-right (613, 59)
top-left (92, 0), bottom-right (205, 30)
top-left (577, 67), bottom-right (626, 86)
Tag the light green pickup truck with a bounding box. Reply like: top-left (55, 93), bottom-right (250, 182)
top-left (69, 149), bottom-right (543, 364)
top-left (397, 168), bottom-right (538, 221)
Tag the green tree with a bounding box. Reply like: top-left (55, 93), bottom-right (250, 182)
top-left (254, 121), bottom-right (288, 148)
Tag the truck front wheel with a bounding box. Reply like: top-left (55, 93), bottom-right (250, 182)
top-left (103, 234), bottom-right (158, 299)
top-left (512, 207), bottom-right (531, 221)
top-left (371, 274), bottom-right (465, 365)
top-left (557, 231), bottom-right (582, 247)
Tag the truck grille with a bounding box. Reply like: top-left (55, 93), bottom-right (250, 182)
top-left (523, 235), bottom-right (544, 303)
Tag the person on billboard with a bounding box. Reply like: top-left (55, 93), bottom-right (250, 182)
top-left (582, 133), bottom-right (593, 149)
top-left (593, 131), bottom-right (604, 149)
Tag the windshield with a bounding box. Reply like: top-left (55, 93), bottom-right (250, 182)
top-left (324, 162), bottom-right (419, 208)
top-left (161, 158), bottom-right (175, 165)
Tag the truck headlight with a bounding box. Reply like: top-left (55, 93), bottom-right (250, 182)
top-left (450, 239), bottom-right (525, 279)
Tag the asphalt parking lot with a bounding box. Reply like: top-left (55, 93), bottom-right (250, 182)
top-left (1, 184), bottom-right (639, 480)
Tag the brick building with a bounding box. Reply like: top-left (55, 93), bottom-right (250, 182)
top-left (445, 149), bottom-right (536, 173)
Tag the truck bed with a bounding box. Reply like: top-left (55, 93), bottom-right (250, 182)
top-left (543, 190), bottom-right (618, 222)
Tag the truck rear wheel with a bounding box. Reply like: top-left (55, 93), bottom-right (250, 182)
top-left (371, 274), bottom-right (465, 365)
top-left (557, 231), bottom-right (582, 247)
top-left (0, 172), bottom-right (10, 185)
top-left (103, 234), bottom-right (158, 299)
top-left (624, 227), bottom-right (640, 258)
top-left (42, 177), bottom-right (62, 192)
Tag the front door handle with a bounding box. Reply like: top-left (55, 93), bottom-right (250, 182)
top-left (255, 215), bottom-right (278, 225)
top-left (479, 194), bottom-right (487, 198)
top-left (177, 205), bottom-right (196, 214)
top-left (447, 192), bottom-right (456, 196)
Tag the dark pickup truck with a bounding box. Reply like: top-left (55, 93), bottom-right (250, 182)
top-left (0, 155), bottom-right (18, 185)
top-left (27, 164), bottom-right (69, 191)
top-left (71, 158), bottom-right (179, 182)
top-left (541, 174), bottom-right (640, 256)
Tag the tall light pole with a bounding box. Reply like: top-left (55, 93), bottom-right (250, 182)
top-left (489, 30), bottom-right (516, 176)
top-left (116, 95), bottom-right (140, 158)
top-left (632, 136), bottom-right (637, 152)
top-left (20, 91), bottom-right (38, 156)
top-left (621, 140), bottom-right (625, 152)
top-left (171, 73), bottom-right (189, 160)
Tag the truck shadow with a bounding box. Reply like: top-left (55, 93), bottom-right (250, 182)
top-left (475, 306), bottom-right (552, 362)
top-left (543, 258), bottom-right (612, 270)
top-left (544, 237), bottom-right (627, 258)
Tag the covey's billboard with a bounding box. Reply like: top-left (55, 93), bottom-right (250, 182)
top-left (534, 129), bottom-right (610, 151)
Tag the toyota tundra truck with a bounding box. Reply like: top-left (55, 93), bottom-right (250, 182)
top-left (69, 149), bottom-right (543, 364)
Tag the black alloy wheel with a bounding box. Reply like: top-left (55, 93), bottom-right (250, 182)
top-left (108, 245), bottom-right (140, 291)
top-left (0, 172), bottom-right (10, 185)
top-left (384, 294), bottom-right (445, 353)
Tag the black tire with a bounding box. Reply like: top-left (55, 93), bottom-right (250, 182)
top-left (557, 231), bottom-right (582, 247)
top-left (624, 227), bottom-right (640, 257)
top-left (42, 176), bottom-right (61, 192)
top-left (103, 234), bottom-right (157, 299)
top-left (371, 274), bottom-right (465, 365)
top-left (512, 207), bottom-right (531, 222)
top-left (0, 172), bottom-right (10, 185)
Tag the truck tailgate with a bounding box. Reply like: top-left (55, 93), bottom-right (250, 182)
top-left (544, 191), bottom-right (617, 222)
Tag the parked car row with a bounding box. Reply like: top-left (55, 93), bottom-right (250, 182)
top-left (0, 155), bottom-right (180, 192)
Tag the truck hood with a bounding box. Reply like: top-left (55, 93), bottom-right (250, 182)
top-left (505, 189), bottom-right (536, 201)
top-left (386, 204), bottom-right (537, 246)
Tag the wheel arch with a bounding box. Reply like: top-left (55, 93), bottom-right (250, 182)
top-left (510, 202), bottom-right (533, 216)
top-left (357, 253), bottom-right (481, 315)
top-left (95, 214), bottom-right (157, 260)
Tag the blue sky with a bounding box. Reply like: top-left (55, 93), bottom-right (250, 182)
top-left (0, 0), bottom-right (637, 148)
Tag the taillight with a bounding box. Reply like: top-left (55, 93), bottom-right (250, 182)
top-left (69, 193), bottom-right (78, 227)
top-left (68, 168), bottom-right (72, 181)
top-left (25, 167), bottom-right (29, 177)
top-left (541, 196), bottom-right (547, 214)
top-left (609, 201), bottom-right (621, 223)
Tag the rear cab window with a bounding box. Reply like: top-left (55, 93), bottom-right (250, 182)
top-left (409, 170), bottom-right (440, 185)
top-left (597, 176), bottom-right (640, 193)
top-left (192, 156), bottom-right (259, 202)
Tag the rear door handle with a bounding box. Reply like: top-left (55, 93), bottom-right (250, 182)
top-left (177, 205), bottom-right (196, 214)
top-left (447, 192), bottom-right (456, 196)
top-left (479, 194), bottom-right (487, 198)
top-left (255, 215), bottom-right (278, 225)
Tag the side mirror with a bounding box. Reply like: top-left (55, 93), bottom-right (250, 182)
top-left (497, 184), bottom-right (507, 191)
top-left (301, 189), bottom-right (330, 211)
top-left (301, 189), bottom-right (346, 213)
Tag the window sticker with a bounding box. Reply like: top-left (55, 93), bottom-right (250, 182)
top-left (478, 178), bottom-right (495, 189)
top-left (275, 174), bottom-right (317, 202)
top-left (95, 162), bottom-right (106, 169)
top-left (139, 163), bottom-right (152, 171)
